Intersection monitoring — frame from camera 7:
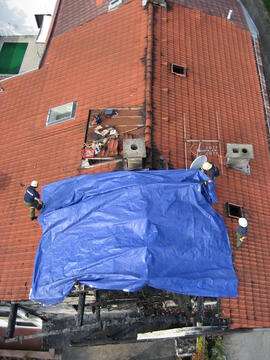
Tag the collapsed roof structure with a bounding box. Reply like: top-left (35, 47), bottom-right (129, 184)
top-left (1, 0), bottom-right (270, 351)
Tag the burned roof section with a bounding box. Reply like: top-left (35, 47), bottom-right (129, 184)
top-left (81, 107), bottom-right (146, 170)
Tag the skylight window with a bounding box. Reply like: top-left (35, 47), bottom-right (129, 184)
top-left (171, 64), bottom-right (187, 77)
top-left (46, 101), bottom-right (77, 126)
top-left (108, 0), bottom-right (122, 11)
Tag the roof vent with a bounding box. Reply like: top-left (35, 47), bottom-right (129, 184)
top-left (226, 144), bottom-right (254, 175)
top-left (171, 64), bottom-right (187, 77)
top-left (123, 138), bottom-right (146, 170)
top-left (226, 202), bottom-right (243, 219)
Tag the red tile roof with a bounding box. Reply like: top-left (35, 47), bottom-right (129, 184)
top-left (1, 0), bottom-right (270, 331)
top-left (53, 0), bottom-right (131, 36)
top-left (53, 0), bottom-right (247, 38)
top-left (152, 3), bottom-right (270, 329)
top-left (0, 0), bottom-right (147, 301)
top-left (171, 0), bottom-right (248, 29)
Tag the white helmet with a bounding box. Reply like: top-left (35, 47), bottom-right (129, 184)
top-left (238, 217), bottom-right (248, 228)
top-left (201, 161), bottom-right (213, 171)
top-left (31, 180), bottom-right (39, 188)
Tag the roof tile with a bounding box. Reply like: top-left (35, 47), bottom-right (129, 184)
top-left (152, 3), bottom-right (270, 329)
top-left (54, 0), bottom-right (132, 36)
top-left (1, 0), bottom-right (270, 331)
top-left (0, 0), bottom-right (147, 301)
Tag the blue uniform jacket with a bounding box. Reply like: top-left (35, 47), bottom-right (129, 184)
top-left (24, 186), bottom-right (40, 203)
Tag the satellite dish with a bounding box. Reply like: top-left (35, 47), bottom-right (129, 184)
top-left (190, 155), bottom-right (207, 169)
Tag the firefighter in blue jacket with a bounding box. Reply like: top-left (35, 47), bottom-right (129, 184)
top-left (234, 217), bottom-right (248, 249)
top-left (24, 180), bottom-right (44, 220)
top-left (201, 161), bottom-right (220, 182)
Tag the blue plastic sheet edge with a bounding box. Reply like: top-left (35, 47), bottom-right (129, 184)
top-left (30, 170), bottom-right (238, 305)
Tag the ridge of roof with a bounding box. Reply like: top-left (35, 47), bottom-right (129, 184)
top-left (53, 0), bottom-right (132, 37)
top-left (52, 0), bottom-right (248, 39)
top-left (170, 0), bottom-right (248, 30)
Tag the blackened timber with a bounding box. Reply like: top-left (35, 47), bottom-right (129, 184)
top-left (5, 324), bottom-right (96, 343)
top-left (195, 297), bottom-right (204, 323)
top-left (84, 110), bottom-right (92, 143)
top-left (6, 304), bottom-right (18, 339)
top-left (76, 292), bottom-right (86, 326)
top-left (5, 315), bottom-right (229, 345)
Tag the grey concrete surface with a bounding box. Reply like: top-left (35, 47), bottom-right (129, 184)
top-left (61, 340), bottom-right (175, 360)
top-left (224, 329), bottom-right (270, 360)
top-left (242, 0), bottom-right (270, 94)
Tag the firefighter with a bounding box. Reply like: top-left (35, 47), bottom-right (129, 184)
top-left (201, 161), bottom-right (220, 183)
top-left (24, 180), bottom-right (44, 221)
top-left (234, 217), bottom-right (248, 249)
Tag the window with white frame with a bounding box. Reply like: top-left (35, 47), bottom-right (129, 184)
top-left (171, 63), bottom-right (187, 77)
top-left (46, 101), bottom-right (77, 126)
top-left (108, 0), bottom-right (122, 11)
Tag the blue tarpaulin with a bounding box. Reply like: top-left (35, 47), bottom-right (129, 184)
top-left (30, 170), bottom-right (238, 305)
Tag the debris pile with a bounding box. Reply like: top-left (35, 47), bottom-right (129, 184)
top-left (82, 124), bottom-right (119, 159)
top-left (81, 108), bottom-right (146, 168)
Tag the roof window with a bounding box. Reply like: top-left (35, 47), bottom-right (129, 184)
top-left (226, 202), bottom-right (243, 219)
top-left (108, 0), bottom-right (122, 11)
top-left (171, 64), bottom-right (187, 77)
top-left (46, 101), bottom-right (77, 126)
